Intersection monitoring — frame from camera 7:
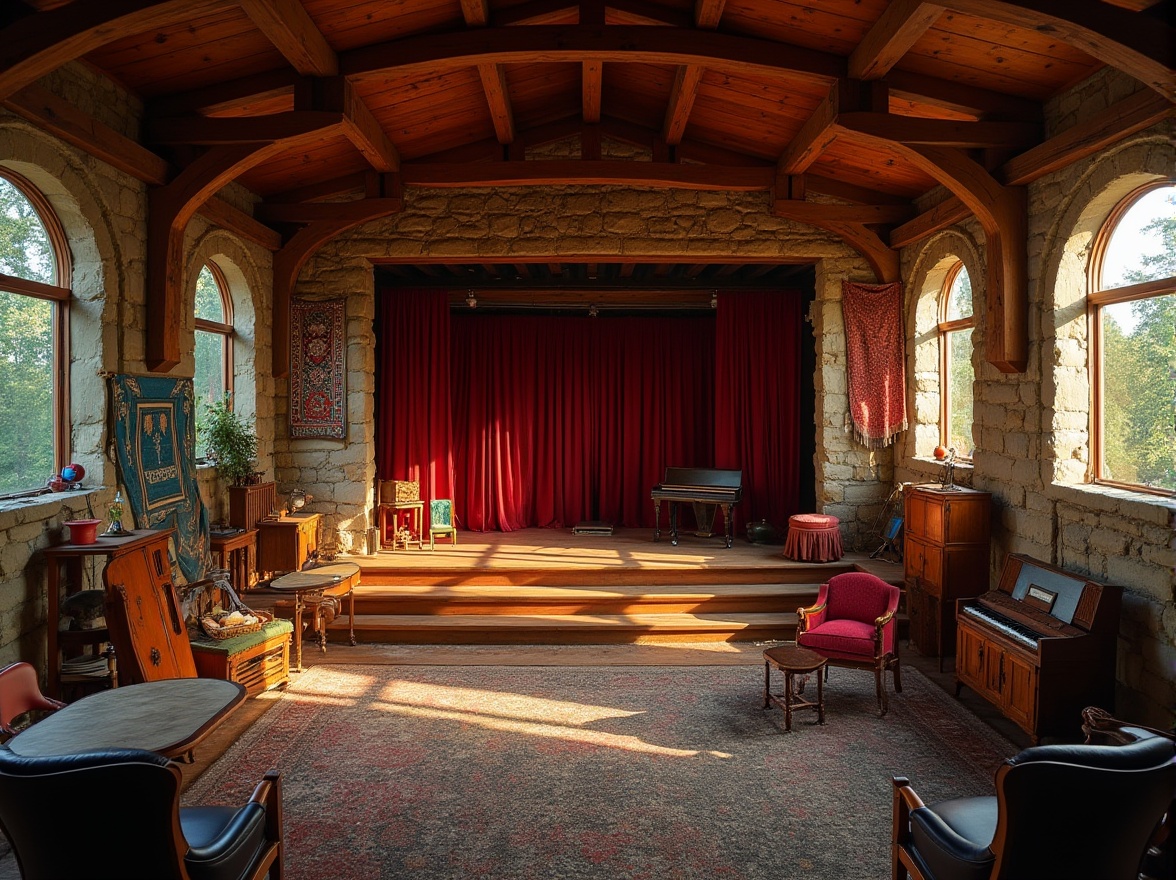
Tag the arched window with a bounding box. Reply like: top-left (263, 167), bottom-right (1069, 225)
top-left (194, 262), bottom-right (233, 460)
top-left (939, 262), bottom-right (974, 459)
top-left (0, 169), bottom-right (70, 497)
top-left (1090, 182), bottom-right (1175, 496)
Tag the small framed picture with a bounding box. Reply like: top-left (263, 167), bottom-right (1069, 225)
top-left (1025, 584), bottom-right (1058, 613)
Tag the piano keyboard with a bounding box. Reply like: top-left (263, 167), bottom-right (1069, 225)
top-left (960, 604), bottom-right (1041, 648)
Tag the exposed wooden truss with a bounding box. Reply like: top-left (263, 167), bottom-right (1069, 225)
top-left (0, 0), bottom-right (1170, 379)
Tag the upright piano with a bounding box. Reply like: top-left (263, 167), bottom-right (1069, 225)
top-left (651, 467), bottom-right (742, 548)
top-left (955, 554), bottom-right (1121, 742)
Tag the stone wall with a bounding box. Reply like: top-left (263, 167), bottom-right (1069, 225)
top-left (0, 64), bottom-right (274, 676)
top-left (282, 171), bottom-right (892, 552)
top-left (897, 68), bottom-right (1176, 726)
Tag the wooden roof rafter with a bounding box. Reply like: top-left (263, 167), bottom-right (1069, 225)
top-left (661, 0), bottom-right (725, 146)
top-left (234, 0), bottom-right (400, 173)
top-left (462, 0), bottom-right (517, 146)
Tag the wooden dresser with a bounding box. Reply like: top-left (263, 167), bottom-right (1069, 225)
top-left (903, 485), bottom-right (991, 668)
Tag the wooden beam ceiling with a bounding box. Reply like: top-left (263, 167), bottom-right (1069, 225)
top-left (3, 0), bottom-right (1169, 382)
top-left (848, 1), bottom-right (944, 81)
top-left (0, 0), bottom-right (236, 101)
top-left (944, 0), bottom-right (1175, 98)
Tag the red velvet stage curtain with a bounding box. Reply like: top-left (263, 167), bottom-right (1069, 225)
top-left (376, 288), bottom-right (455, 507)
top-left (451, 315), bottom-right (714, 531)
top-left (714, 290), bottom-right (802, 533)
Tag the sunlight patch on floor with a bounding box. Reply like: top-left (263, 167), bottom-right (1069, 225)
top-left (377, 680), bottom-right (636, 725)
top-left (370, 694), bottom-right (733, 758)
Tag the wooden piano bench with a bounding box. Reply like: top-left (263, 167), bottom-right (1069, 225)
top-left (190, 619), bottom-right (293, 695)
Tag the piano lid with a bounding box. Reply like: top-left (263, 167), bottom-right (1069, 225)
top-left (659, 467), bottom-right (742, 490)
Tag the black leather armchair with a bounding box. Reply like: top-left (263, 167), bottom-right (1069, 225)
top-left (0, 746), bottom-right (282, 880)
top-left (892, 734), bottom-right (1176, 880)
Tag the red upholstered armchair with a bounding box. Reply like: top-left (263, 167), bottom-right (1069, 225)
top-left (796, 572), bottom-right (902, 715)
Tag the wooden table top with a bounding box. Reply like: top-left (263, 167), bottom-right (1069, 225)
top-left (269, 562), bottom-right (361, 592)
top-left (8, 678), bottom-right (245, 759)
top-left (763, 644), bottom-right (827, 673)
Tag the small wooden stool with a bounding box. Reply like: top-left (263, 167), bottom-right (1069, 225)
top-left (763, 645), bottom-right (827, 731)
top-left (783, 514), bottom-right (843, 562)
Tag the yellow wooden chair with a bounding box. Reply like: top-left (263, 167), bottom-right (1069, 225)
top-left (429, 499), bottom-right (457, 550)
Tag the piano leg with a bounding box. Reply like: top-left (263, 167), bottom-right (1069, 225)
top-left (652, 500), bottom-right (661, 542)
top-left (721, 504), bottom-right (733, 549)
top-left (670, 502), bottom-right (680, 546)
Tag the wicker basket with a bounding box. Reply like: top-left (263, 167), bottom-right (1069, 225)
top-left (183, 574), bottom-right (271, 640)
top-left (200, 608), bottom-right (272, 641)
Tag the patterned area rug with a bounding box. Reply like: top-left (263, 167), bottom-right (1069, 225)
top-left (186, 664), bottom-right (1015, 880)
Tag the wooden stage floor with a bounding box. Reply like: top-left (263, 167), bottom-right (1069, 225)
top-left (338, 527), bottom-right (902, 579)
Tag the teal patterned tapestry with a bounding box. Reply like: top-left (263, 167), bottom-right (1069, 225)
top-left (110, 375), bottom-right (209, 582)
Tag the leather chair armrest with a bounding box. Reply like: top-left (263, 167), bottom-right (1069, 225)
top-left (892, 776), bottom-right (925, 846)
top-left (907, 800), bottom-right (997, 880)
top-left (256, 768), bottom-right (283, 862)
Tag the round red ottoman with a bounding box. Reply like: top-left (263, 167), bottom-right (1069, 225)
top-left (783, 514), bottom-right (843, 562)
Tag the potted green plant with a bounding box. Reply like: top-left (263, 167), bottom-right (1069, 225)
top-left (200, 394), bottom-right (273, 528)
top-left (200, 393), bottom-right (258, 486)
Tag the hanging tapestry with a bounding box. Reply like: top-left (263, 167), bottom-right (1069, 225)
top-left (289, 297), bottom-right (347, 440)
top-left (842, 280), bottom-right (908, 449)
top-left (109, 375), bottom-right (209, 582)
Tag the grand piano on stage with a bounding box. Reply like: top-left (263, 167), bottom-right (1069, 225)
top-left (651, 467), bottom-right (743, 549)
top-left (955, 553), bottom-right (1121, 742)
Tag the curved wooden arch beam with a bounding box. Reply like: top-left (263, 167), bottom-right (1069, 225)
top-left (902, 144), bottom-right (1028, 373)
top-left (146, 116), bottom-right (345, 371)
top-left (945, 0), bottom-right (1175, 99)
top-left (812, 220), bottom-right (900, 285)
top-left (0, 0), bottom-right (235, 101)
top-left (147, 145), bottom-right (279, 372)
top-left (272, 190), bottom-right (403, 378)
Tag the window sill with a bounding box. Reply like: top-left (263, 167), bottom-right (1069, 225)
top-left (906, 458), bottom-right (975, 487)
top-left (0, 486), bottom-right (105, 519)
top-left (1049, 481), bottom-right (1176, 525)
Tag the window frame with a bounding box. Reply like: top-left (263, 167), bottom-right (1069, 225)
top-left (937, 260), bottom-right (974, 460)
top-left (194, 260), bottom-right (234, 421)
top-left (1087, 179), bottom-right (1176, 498)
top-left (0, 168), bottom-right (72, 497)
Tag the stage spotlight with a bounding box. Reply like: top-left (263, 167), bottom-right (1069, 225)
top-left (466, 291), bottom-right (478, 309)
top-left (588, 304), bottom-right (599, 318)
top-left (710, 291), bottom-right (718, 309)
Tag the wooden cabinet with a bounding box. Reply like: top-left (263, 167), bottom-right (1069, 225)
top-left (257, 514), bottom-right (320, 575)
top-left (43, 529), bottom-right (172, 699)
top-left (956, 617), bottom-right (1040, 734)
top-left (904, 485), bottom-right (991, 667)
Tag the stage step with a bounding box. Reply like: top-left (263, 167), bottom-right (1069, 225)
top-left (253, 542), bottom-right (909, 648)
top-left (343, 583), bottom-right (822, 616)
top-left (349, 564), bottom-right (867, 588)
top-left (324, 611), bottom-right (804, 645)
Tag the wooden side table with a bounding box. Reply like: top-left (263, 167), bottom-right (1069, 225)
top-left (209, 528), bottom-right (258, 591)
top-left (379, 501), bottom-right (424, 550)
top-left (763, 645), bottom-right (827, 731)
top-left (270, 563), bottom-right (360, 670)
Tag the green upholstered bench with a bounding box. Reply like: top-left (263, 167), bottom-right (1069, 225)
top-left (189, 618), bottom-right (293, 695)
